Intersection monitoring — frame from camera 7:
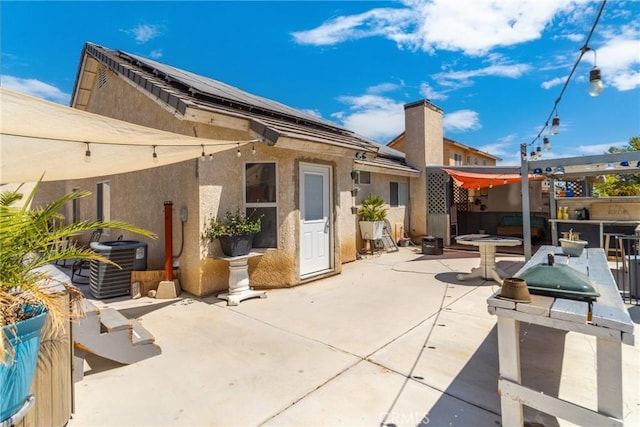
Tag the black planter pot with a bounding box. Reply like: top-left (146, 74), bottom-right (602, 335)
top-left (218, 234), bottom-right (254, 257)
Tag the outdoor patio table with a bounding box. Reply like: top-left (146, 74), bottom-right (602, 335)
top-left (216, 252), bottom-right (266, 306)
top-left (487, 246), bottom-right (634, 426)
top-left (455, 234), bottom-right (522, 284)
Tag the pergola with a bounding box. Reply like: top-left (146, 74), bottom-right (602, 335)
top-left (520, 147), bottom-right (640, 259)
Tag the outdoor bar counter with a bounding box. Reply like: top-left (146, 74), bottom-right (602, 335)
top-left (549, 198), bottom-right (640, 249)
top-left (549, 218), bottom-right (640, 247)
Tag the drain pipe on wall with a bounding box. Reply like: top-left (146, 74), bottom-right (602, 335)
top-left (156, 200), bottom-right (182, 298)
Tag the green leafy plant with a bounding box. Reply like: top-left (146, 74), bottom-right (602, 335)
top-left (202, 210), bottom-right (262, 241)
top-left (357, 194), bottom-right (388, 222)
top-left (1, 179), bottom-right (156, 363)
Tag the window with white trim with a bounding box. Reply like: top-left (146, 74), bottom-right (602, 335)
top-left (390, 182), bottom-right (408, 207)
top-left (454, 153), bottom-right (463, 165)
top-left (356, 171), bottom-right (371, 185)
top-left (245, 162), bottom-right (277, 248)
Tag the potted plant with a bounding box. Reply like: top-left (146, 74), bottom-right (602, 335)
top-left (350, 169), bottom-right (360, 181)
top-left (202, 210), bottom-right (262, 257)
top-left (351, 186), bottom-right (360, 197)
top-left (0, 180), bottom-right (154, 422)
top-left (357, 194), bottom-right (387, 240)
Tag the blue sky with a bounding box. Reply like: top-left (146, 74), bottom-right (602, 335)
top-left (2, 0), bottom-right (639, 165)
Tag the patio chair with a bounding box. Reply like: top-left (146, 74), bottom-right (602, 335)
top-left (54, 237), bottom-right (72, 267)
top-left (71, 229), bottom-right (103, 282)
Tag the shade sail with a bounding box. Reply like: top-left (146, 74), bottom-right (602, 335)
top-left (443, 168), bottom-right (543, 189)
top-left (0, 88), bottom-right (251, 183)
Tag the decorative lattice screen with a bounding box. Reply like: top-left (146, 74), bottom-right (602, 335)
top-left (453, 185), bottom-right (469, 211)
top-left (427, 172), bottom-right (447, 214)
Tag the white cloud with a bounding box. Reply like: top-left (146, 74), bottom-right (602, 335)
top-left (331, 94), bottom-right (405, 142)
top-left (291, 8), bottom-right (414, 46)
top-left (125, 24), bottom-right (163, 44)
top-left (292, 0), bottom-right (577, 55)
top-left (576, 142), bottom-right (628, 155)
top-left (149, 49), bottom-right (163, 59)
top-left (433, 62), bottom-right (530, 87)
top-left (367, 82), bottom-right (402, 94)
top-left (300, 108), bottom-right (323, 119)
top-left (419, 82), bottom-right (448, 100)
top-left (1, 75), bottom-right (70, 104)
top-left (588, 27), bottom-right (640, 91)
top-left (443, 109), bottom-right (481, 132)
top-left (541, 75), bottom-right (568, 89)
top-left (477, 141), bottom-right (511, 157)
top-left (408, 0), bottom-right (575, 55)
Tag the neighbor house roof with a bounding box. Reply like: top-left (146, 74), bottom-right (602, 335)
top-left (72, 43), bottom-right (418, 175)
top-left (386, 132), bottom-right (501, 162)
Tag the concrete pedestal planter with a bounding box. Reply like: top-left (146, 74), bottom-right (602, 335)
top-left (359, 221), bottom-right (384, 240)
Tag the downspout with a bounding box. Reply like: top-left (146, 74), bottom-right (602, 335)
top-left (164, 201), bottom-right (173, 281)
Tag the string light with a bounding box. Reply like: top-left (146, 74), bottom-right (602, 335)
top-left (525, 0), bottom-right (606, 152)
top-left (543, 136), bottom-right (551, 151)
top-left (84, 142), bottom-right (91, 163)
top-left (550, 115), bottom-right (560, 135)
top-left (252, 142), bottom-right (256, 155)
top-left (75, 139), bottom-right (259, 163)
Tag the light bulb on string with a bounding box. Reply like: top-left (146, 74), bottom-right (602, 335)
top-left (200, 145), bottom-right (206, 161)
top-left (236, 143), bottom-right (241, 158)
top-left (152, 146), bottom-right (158, 164)
top-left (84, 143), bottom-right (92, 163)
top-left (252, 143), bottom-right (256, 155)
top-left (588, 66), bottom-right (604, 96)
top-left (551, 115), bottom-right (560, 135)
top-left (543, 136), bottom-right (551, 151)
top-left (586, 49), bottom-right (604, 96)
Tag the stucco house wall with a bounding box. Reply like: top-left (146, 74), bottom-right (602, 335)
top-left (40, 64), bottom-right (371, 296)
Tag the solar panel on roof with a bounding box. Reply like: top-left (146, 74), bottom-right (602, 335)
top-left (125, 51), bottom-right (339, 129)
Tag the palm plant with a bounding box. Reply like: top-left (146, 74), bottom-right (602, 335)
top-left (357, 194), bottom-right (388, 221)
top-left (1, 179), bottom-right (156, 362)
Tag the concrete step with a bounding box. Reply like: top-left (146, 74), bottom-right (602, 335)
top-left (132, 322), bottom-right (155, 346)
top-left (99, 307), bottom-right (131, 332)
top-left (72, 299), bottom-right (162, 382)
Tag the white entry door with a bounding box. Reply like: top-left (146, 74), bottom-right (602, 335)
top-left (300, 163), bottom-right (331, 277)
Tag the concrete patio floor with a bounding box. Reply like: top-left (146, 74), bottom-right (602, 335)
top-left (67, 247), bottom-right (639, 427)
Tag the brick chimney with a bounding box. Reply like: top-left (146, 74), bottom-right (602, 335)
top-left (403, 100), bottom-right (444, 237)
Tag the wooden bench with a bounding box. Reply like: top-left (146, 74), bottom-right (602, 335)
top-left (487, 246), bottom-right (634, 426)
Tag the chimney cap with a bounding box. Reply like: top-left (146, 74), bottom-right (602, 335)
top-left (403, 99), bottom-right (444, 113)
